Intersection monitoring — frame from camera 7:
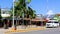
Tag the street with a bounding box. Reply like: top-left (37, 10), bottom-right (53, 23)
top-left (9, 27), bottom-right (60, 34)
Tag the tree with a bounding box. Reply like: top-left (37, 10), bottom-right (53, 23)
top-left (27, 6), bottom-right (36, 18)
top-left (53, 15), bottom-right (59, 20)
top-left (10, 0), bottom-right (36, 30)
top-left (53, 15), bottom-right (60, 22)
top-left (13, 0), bottom-right (32, 30)
top-left (14, 0), bottom-right (32, 19)
top-left (0, 8), bottom-right (2, 22)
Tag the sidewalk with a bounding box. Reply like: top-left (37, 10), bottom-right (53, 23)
top-left (5, 25), bottom-right (45, 34)
top-left (0, 28), bottom-right (9, 34)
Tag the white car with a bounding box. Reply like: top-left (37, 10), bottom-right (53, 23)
top-left (46, 20), bottom-right (59, 28)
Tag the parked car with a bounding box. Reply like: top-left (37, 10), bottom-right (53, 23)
top-left (46, 20), bottom-right (59, 28)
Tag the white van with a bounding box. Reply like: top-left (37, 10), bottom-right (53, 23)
top-left (46, 20), bottom-right (59, 28)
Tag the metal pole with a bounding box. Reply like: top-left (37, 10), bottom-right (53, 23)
top-left (12, 0), bottom-right (15, 29)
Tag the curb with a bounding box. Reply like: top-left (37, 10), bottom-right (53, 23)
top-left (5, 27), bottom-right (45, 34)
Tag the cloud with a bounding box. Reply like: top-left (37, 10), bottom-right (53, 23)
top-left (13, 0), bottom-right (16, 2)
top-left (47, 10), bottom-right (54, 15)
top-left (1, 9), bottom-right (5, 10)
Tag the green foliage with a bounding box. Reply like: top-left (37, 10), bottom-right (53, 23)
top-left (27, 0), bottom-right (31, 3)
top-left (0, 8), bottom-right (2, 22)
top-left (27, 6), bottom-right (36, 18)
top-left (0, 8), bottom-right (2, 19)
top-left (53, 15), bottom-right (59, 19)
top-left (27, 0), bottom-right (31, 4)
top-left (53, 15), bottom-right (60, 23)
top-left (14, 0), bottom-right (26, 17)
top-left (11, 0), bottom-right (36, 18)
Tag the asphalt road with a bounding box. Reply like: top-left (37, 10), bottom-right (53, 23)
top-left (9, 27), bottom-right (60, 34)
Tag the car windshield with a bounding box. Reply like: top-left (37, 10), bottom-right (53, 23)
top-left (54, 22), bottom-right (58, 23)
top-left (48, 21), bottom-right (53, 23)
top-left (48, 21), bottom-right (58, 23)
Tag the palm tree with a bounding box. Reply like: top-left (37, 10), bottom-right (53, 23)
top-left (13, 0), bottom-right (31, 29)
top-left (14, 0), bottom-right (32, 18)
top-left (28, 6), bottom-right (36, 19)
top-left (10, 0), bottom-right (36, 29)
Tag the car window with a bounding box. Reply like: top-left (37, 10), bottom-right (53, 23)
top-left (48, 21), bottom-right (53, 23)
top-left (54, 22), bottom-right (58, 23)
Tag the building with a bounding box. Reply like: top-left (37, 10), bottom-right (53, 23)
top-left (31, 14), bottom-right (48, 26)
top-left (1, 8), bottom-right (11, 17)
top-left (0, 8), bottom-right (11, 28)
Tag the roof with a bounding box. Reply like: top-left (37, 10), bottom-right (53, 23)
top-left (56, 14), bottom-right (60, 16)
top-left (23, 18), bottom-right (30, 20)
top-left (31, 18), bottom-right (46, 21)
top-left (1, 18), bottom-right (22, 20)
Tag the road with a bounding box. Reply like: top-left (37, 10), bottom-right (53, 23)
top-left (9, 27), bottom-right (60, 34)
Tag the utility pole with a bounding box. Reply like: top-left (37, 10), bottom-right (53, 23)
top-left (12, 0), bottom-right (15, 30)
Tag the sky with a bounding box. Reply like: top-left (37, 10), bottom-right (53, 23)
top-left (0, 0), bottom-right (60, 15)
top-left (0, 0), bottom-right (13, 8)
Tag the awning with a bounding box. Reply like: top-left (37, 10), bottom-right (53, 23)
top-left (1, 18), bottom-right (22, 20)
top-left (31, 18), bottom-right (46, 21)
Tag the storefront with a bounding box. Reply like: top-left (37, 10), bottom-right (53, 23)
top-left (31, 18), bottom-right (48, 26)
